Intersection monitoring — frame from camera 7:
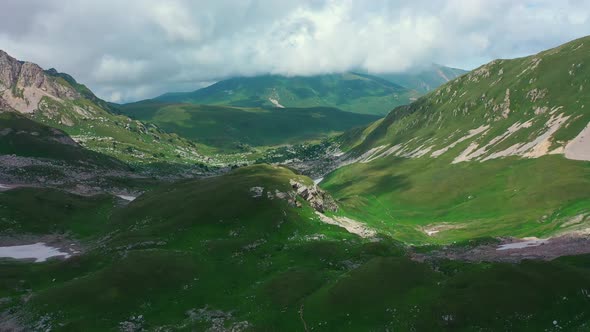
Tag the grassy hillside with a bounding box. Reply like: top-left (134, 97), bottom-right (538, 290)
top-left (321, 36), bottom-right (590, 244)
top-left (0, 111), bottom-right (124, 169)
top-left (323, 155), bottom-right (590, 244)
top-left (155, 72), bottom-right (420, 115)
top-left (120, 101), bottom-right (380, 151)
top-left (0, 51), bottom-right (210, 166)
top-left (345, 36), bottom-right (590, 159)
top-left (2, 165), bottom-right (590, 331)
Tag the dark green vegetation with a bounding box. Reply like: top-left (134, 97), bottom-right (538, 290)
top-left (154, 72), bottom-right (420, 115)
top-left (2, 34), bottom-right (590, 331)
top-left (0, 187), bottom-right (117, 237)
top-left (120, 102), bottom-right (379, 151)
top-left (0, 111), bottom-right (124, 169)
top-left (374, 64), bottom-right (467, 93)
top-left (3, 165), bottom-right (590, 331)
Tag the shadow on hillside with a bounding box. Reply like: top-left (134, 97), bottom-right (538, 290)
top-left (328, 173), bottom-right (411, 196)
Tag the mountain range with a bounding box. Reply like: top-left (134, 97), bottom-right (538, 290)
top-left (1, 36), bottom-right (590, 331)
top-left (153, 72), bottom-right (420, 115)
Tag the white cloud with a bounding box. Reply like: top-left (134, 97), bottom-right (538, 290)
top-left (0, 0), bottom-right (589, 102)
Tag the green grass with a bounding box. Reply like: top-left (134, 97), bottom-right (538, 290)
top-left (2, 165), bottom-right (590, 331)
top-left (154, 72), bottom-right (420, 115)
top-left (319, 36), bottom-right (590, 244)
top-left (0, 112), bottom-right (125, 169)
top-left (119, 102), bottom-right (379, 151)
top-left (322, 155), bottom-right (590, 244)
top-left (0, 188), bottom-right (117, 237)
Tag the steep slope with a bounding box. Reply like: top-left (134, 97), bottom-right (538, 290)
top-left (4, 165), bottom-right (590, 331)
top-left (0, 50), bottom-right (206, 165)
top-left (120, 101), bottom-right (380, 151)
top-left (346, 36), bottom-right (590, 164)
top-left (320, 36), bottom-right (590, 243)
top-left (154, 72), bottom-right (419, 115)
top-left (375, 64), bottom-right (468, 93)
top-left (0, 111), bottom-right (122, 168)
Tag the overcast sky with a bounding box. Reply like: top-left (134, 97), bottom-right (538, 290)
top-left (1, 0), bottom-right (589, 102)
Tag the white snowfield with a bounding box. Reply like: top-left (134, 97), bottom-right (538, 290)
top-left (117, 194), bottom-right (137, 202)
top-left (0, 243), bottom-right (71, 262)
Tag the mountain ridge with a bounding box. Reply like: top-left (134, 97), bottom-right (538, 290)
top-left (152, 72), bottom-right (420, 115)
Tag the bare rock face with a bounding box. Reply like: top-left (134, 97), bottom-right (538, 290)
top-left (0, 50), bottom-right (21, 90)
top-left (289, 179), bottom-right (338, 213)
top-left (0, 50), bottom-right (80, 113)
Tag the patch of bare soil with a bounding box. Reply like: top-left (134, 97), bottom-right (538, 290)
top-left (411, 235), bottom-right (590, 263)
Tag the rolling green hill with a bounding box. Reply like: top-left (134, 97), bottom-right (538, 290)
top-left (321, 35), bottom-right (590, 244)
top-left (120, 101), bottom-right (380, 151)
top-left (154, 72), bottom-right (420, 115)
top-left (4, 165), bottom-right (590, 331)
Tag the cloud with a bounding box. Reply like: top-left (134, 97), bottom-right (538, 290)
top-left (0, 0), bottom-right (589, 102)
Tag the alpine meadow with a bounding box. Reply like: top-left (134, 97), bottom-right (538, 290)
top-left (1, 1), bottom-right (590, 331)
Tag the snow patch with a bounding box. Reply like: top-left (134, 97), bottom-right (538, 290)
top-left (268, 98), bottom-right (285, 108)
top-left (117, 195), bottom-right (137, 202)
top-left (0, 243), bottom-right (71, 262)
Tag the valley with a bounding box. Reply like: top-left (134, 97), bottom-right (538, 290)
top-left (0, 32), bottom-right (590, 331)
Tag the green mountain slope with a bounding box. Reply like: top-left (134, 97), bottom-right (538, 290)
top-left (375, 64), bottom-right (468, 93)
top-left (4, 165), bottom-right (590, 331)
top-left (154, 72), bottom-right (420, 115)
top-left (0, 50), bottom-right (206, 165)
top-left (321, 35), bottom-right (590, 244)
top-left (0, 111), bottom-right (123, 168)
top-left (120, 101), bottom-right (380, 151)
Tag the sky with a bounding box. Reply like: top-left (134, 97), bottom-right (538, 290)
top-left (1, 0), bottom-right (589, 103)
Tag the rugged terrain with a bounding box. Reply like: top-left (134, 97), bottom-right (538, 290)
top-left (1, 36), bottom-right (590, 331)
top-left (0, 50), bottom-right (211, 166)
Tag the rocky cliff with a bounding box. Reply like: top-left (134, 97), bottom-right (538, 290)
top-left (0, 50), bottom-right (80, 113)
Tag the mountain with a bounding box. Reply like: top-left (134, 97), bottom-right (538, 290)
top-left (120, 101), bottom-right (380, 151)
top-left (318, 35), bottom-right (590, 244)
top-left (374, 64), bottom-right (468, 93)
top-left (154, 72), bottom-right (420, 115)
top-left (4, 37), bottom-right (590, 332)
top-left (0, 50), bottom-right (207, 165)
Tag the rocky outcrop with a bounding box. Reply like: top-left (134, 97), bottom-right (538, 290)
top-left (290, 179), bottom-right (338, 213)
top-left (0, 50), bottom-right (80, 113)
